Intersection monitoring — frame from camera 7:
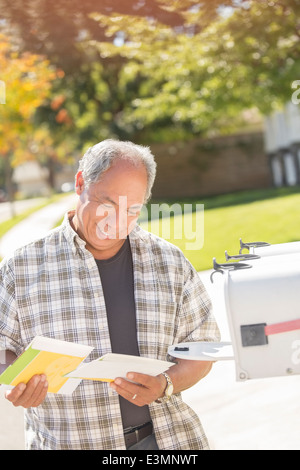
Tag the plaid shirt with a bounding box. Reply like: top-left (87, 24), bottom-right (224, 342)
top-left (0, 212), bottom-right (220, 450)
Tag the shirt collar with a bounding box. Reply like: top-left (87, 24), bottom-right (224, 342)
top-left (61, 210), bottom-right (148, 254)
top-left (62, 210), bottom-right (86, 253)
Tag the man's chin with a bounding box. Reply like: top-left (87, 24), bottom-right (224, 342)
top-left (96, 227), bottom-right (115, 240)
top-left (93, 236), bottom-right (127, 247)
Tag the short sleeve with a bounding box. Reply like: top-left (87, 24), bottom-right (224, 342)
top-left (0, 258), bottom-right (22, 355)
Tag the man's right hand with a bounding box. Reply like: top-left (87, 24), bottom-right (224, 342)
top-left (5, 374), bottom-right (48, 408)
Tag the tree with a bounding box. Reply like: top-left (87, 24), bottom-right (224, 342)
top-left (0, 32), bottom-right (57, 213)
top-left (0, 0), bottom-right (251, 149)
top-left (1, 0), bottom-right (299, 153)
top-left (88, 0), bottom-right (300, 141)
top-left (201, 0), bottom-right (300, 115)
top-left (0, 0), bottom-right (241, 71)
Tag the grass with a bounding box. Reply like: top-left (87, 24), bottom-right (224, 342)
top-left (140, 186), bottom-right (300, 271)
top-left (2, 187), bottom-right (299, 272)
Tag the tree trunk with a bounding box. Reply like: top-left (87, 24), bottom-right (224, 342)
top-left (46, 156), bottom-right (56, 190)
top-left (4, 155), bottom-right (16, 218)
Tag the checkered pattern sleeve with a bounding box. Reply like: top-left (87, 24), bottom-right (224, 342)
top-left (0, 258), bottom-right (23, 355)
top-left (176, 259), bottom-right (221, 344)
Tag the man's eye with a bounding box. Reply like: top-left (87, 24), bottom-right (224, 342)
top-left (98, 202), bottom-right (114, 209)
top-left (96, 204), bottom-right (115, 216)
top-left (128, 210), bottom-right (140, 217)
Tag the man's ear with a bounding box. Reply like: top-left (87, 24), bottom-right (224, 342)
top-left (75, 171), bottom-right (85, 195)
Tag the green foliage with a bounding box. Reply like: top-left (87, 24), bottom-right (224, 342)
top-left (206, 0), bottom-right (300, 115)
top-left (1, 1), bottom-right (299, 151)
top-left (89, 1), bottom-right (300, 142)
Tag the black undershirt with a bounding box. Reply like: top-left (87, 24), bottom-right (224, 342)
top-left (95, 238), bottom-right (151, 429)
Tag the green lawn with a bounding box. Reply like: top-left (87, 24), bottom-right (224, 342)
top-left (140, 186), bottom-right (300, 271)
top-left (2, 187), bottom-right (298, 272)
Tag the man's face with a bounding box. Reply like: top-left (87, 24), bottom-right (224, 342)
top-left (73, 160), bottom-right (147, 259)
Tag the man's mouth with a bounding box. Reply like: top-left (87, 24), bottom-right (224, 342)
top-left (99, 229), bottom-right (111, 238)
top-left (96, 225), bottom-right (115, 239)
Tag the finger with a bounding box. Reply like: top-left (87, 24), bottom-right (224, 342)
top-left (111, 377), bottom-right (138, 396)
top-left (28, 375), bottom-right (48, 407)
top-left (126, 372), bottom-right (157, 387)
top-left (127, 372), bottom-right (166, 398)
top-left (6, 375), bottom-right (48, 408)
top-left (14, 375), bottom-right (41, 408)
top-left (21, 375), bottom-right (48, 408)
top-left (5, 382), bottom-right (27, 405)
top-left (110, 378), bottom-right (144, 405)
top-left (111, 377), bottom-right (155, 406)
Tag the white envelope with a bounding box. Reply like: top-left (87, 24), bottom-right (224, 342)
top-left (65, 353), bottom-right (172, 382)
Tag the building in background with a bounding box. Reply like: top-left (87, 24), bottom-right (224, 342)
top-left (12, 161), bottom-right (51, 198)
top-left (264, 103), bottom-right (300, 188)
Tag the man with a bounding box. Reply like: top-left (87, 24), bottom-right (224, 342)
top-left (0, 139), bottom-right (220, 450)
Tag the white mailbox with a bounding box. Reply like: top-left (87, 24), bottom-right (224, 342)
top-left (169, 240), bottom-right (300, 382)
top-left (248, 240), bottom-right (300, 257)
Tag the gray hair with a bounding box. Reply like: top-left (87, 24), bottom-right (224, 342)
top-left (78, 139), bottom-right (157, 202)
